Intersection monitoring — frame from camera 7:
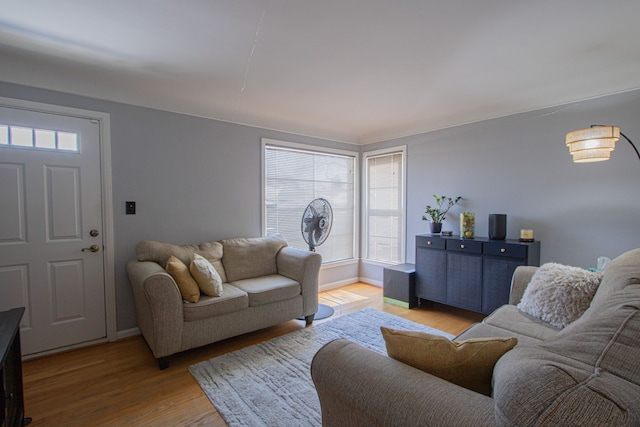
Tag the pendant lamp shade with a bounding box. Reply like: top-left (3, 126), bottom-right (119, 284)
top-left (565, 126), bottom-right (620, 163)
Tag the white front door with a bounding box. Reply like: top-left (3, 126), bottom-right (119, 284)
top-left (0, 105), bottom-right (106, 356)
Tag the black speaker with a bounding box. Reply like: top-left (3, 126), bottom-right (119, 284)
top-left (489, 214), bottom-right (507, 240)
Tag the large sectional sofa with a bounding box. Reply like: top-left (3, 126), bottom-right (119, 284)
top-left (311, 248), bottom-right (640, 426)
top-left (127, 234), bottom-right (321, 369)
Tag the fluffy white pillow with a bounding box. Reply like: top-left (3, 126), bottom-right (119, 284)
top-left (190, 253), bottom-right (223, 297)
top-left (517, 263), bottom-right (603, 328)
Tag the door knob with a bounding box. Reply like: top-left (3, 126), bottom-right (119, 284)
top-left (82, 245), bottom-right (100, 253)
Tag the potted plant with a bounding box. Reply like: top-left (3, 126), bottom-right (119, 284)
top-left (422, 195), bottom-right (462, 234)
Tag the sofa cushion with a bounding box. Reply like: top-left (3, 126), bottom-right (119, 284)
top-left (165, 255), bottom-right (200, 303)
top-left (382, 327), bottom-right (516, 397)
top-left (198, 241), bottom-right (227, 283)
top-left (455, 322), bottom-right (542, 347)
top-left (516, 263), bottom-right (603, 328)
top-left (183, 284), bottom-right (248, 322)
top-left (221, 234), bottom-right (287, 282)
top-left (190, 254), bottom-right (224, 297)
top-left (230, 274), bottom-right (300, 306)
top-left (136, 239), bottom-right (227, 283)
top-left (493, 300), bottom-right (640, 426)
top-left (483, 305), bottom-right (561, 341)
top-left (554, 284), bottom-right (640, 372)
top-left (560, 283), bottom-right (640, 337)
top-left (583, 248), bottom-right (640, 320)
top-left (494, 348), bottom-right (640, 426)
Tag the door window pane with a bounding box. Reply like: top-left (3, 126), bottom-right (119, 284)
top-left (35, 129), bottom-right (56, 149)
top-left (0, 125), bottom-right (8, 144)
top-left (11, 127), bottom-right (33, 147)
top-left (58, 132), bottom-right (78, 151)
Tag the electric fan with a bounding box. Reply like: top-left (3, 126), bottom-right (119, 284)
top-left (301, 198), bottom-right (333, 252)
top-left (300, 198), bottom-right (335, 319)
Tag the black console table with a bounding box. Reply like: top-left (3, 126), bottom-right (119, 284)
top-left (1, 307), bottom-right (31, 427)
top-left (415, 235), bottom-right (540, 314)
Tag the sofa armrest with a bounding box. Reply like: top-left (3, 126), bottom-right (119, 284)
top-left (311, 339), bottom-right (496, 427)
top-left (126, 260), bottom-right (184, 359)
top-left (509, 265), bottom-right (538, 305)
top-left (277, 247), bottom-right (322, 317)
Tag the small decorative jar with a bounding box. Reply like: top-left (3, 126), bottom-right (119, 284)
top-left (519, 229), bottom-right (534, 242)
top-left (460, 212), bottom-right (475, 239)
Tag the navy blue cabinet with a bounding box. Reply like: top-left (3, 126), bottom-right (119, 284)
top-left (415, 235), bottom-right (540, 314)
top-left (415, 235), bottom-right (447, 303)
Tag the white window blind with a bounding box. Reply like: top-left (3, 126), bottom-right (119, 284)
top-left (264, 143), bottom-right (356, 263)
top-left (365, 150), bottom-right (405, 263)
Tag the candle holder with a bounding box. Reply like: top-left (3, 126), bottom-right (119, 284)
top-left (519, 229), bottom-right (534, 242)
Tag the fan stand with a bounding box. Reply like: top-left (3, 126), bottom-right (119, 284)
top-left (300, 198), bottom-right (335, 321)
top-left (304, 248), bottom-right (334, 318)
top-left (298, 303), bottom-right (334, 322)
top-left (314, 303), bottom-right (334, 320)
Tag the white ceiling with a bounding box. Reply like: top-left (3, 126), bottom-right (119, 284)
top-left (1, 1), bottom-right (640, 144)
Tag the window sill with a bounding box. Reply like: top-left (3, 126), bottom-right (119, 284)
top-left (320, 259), bottom-right (358, 269)
top-left (360, 259), bottom-right (402, 268)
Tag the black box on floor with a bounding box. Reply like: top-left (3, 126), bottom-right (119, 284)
top-left (383, 263), bottom-right (418, 309)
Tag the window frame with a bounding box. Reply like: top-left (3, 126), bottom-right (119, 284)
top-left (261, 138), bottom-right (359, 264)
top-left (362, 145), bottom-right (407, 265)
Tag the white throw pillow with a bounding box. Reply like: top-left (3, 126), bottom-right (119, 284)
top-left (190, 253), bottom-right (223, 297)
top-left (517, 263), bottom-right (603, 328)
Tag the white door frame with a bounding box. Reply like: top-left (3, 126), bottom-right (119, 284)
top-left (0, 96), bottom-right (117, 345)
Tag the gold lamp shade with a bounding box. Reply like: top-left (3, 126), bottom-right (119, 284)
top-left (565, 126), bottom-right (620, 162)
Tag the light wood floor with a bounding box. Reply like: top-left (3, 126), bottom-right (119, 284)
top-left (22, 283), bottom-right (484, 426)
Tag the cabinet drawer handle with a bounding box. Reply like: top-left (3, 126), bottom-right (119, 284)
top-left (427, 241), bottom-right (432, 245)
top-left (500, 248), bottom-right (506, 253)
top-left (460, 244), bottom-right (465, 249)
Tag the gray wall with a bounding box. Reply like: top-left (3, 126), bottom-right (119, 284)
top-left (0, 81), bottom-right (357, 332)
top-left (2, 81), bottom-right (639, 332)
top-left (363, 89), bottom-right (640, 280)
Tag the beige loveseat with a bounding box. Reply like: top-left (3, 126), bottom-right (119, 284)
top-left (127, 234), bottom-right (321, 369)
top-left (311, 248), bottom-right (640, 426)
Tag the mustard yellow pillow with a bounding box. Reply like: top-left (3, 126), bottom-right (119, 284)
top-left (165, 255), bottom-right (200, 303)
top-left (190, 253), bottom-right (223, 297)
top-left (381, 327), bottom-right (517, 396)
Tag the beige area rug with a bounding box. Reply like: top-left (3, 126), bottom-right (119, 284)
top-left (189, 307), bottom-right (453, 427)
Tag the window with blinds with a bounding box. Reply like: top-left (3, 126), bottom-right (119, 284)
top-left (364, 148), bottom-right (405, 263)
top-left (264, 141), bottom-right (356, 263)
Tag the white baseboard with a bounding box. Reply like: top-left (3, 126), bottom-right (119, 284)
top-left (319, 277), bottom-right (382, 291)
top-left (117, 327), bottom-right (140, 340)
top-left (23, 337), bottom-right (110, 360)
top-left (319, 277), bottom-right (359, 292)
top-left (359, 277), bottom-right (382, 287)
